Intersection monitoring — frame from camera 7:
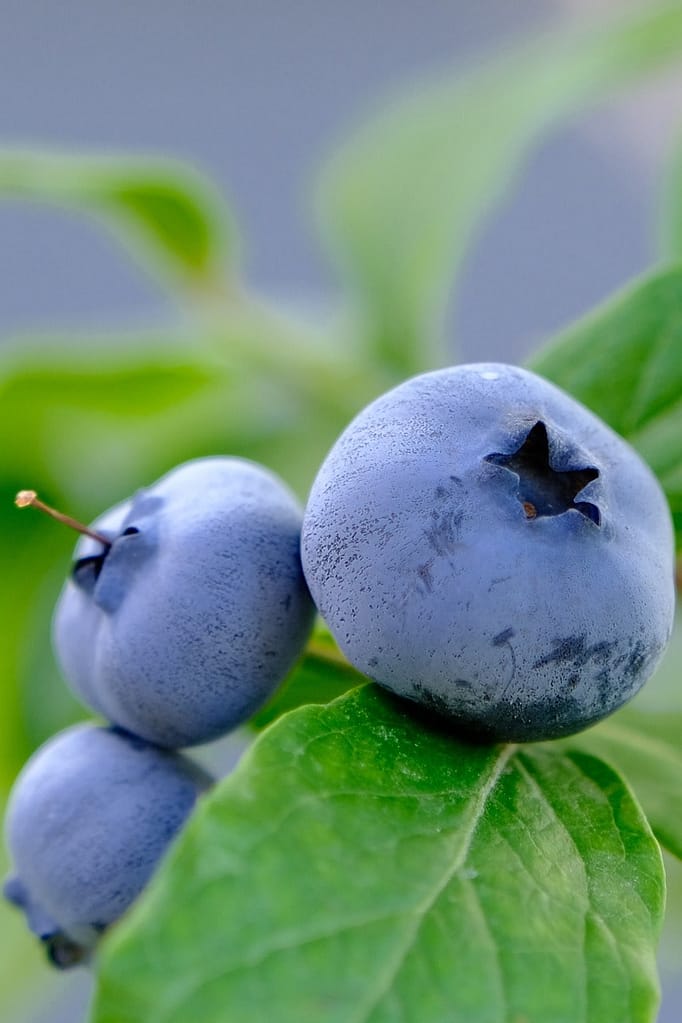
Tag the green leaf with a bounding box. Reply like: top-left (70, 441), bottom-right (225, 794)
top-left (564, 708), bottom-right (682, 860)
top-left (0, 150), bottom-right (236, 296)
top-left (529, 266), bottom-right (682, 546)
top-left (92, 686), bottom-right (664, 1023)
top-left (317, 3), bottom-right (682, 375)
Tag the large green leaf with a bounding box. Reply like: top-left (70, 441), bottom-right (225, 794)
top-left (564, 708), bottom-right (682, 860)
top-left (317, 4), bottom-right (682, 375)
top-left (0, 150), bottom-right (236, 296)
top-left (92, 686), bottom-right (664, 1023)
top-left (529, 266), bottom-right (682, 546)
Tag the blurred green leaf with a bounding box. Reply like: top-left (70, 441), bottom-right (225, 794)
top-left (92, 686), bottom-right (663, 1023)
top-left (0, 150), bottom-right (236, 297)
top-left (318, 3), bottom-right (682, 375)
top-left (564, 709), bottom-right (682, 860)
top-left (0, 310), bottom-right (381, 507)
top-left (632, 608), bottom-right (682, 714)
top-left (0, 482), bottom-right (73, 790)
top-left (529, 266), bottom-right (682, 547)
top-left (0, 332), bottom-right (223, 501)
top-left (659, 852), bottom-right (682, 989)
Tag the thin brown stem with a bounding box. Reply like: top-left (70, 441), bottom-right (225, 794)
top-left (15, 491), bottom-right (111, 549)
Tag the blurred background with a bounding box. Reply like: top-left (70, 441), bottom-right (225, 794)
top-left (1, 0), bottom-right (680, 353)
top-left (1, 1), bottom-right (681, 1020)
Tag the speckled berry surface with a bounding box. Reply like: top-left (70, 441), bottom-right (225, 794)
top-left (301, 363), bottom-right (676, 741)
top-left (53, 457), bottom-right (315, 747)
top-left (3, 723), bottom-right (211, 967)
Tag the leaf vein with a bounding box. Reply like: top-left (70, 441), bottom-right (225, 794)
top-left (350, 744), bottom-right (515, 1023)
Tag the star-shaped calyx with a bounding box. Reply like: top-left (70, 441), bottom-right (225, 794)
top-left (485, 421), bottom-right (601, 525)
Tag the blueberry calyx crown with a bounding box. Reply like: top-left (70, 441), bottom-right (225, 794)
top-left (44, 932), bottom-right (90, 970)
top-left (72, 526), bottom-right (140, 593)
top-left (485, 421), bottom-right (601, 525)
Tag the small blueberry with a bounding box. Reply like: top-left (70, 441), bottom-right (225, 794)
top-left (3, 723), bottom-right (212, 967)
top-left (50, 457), bottom-right (315, 747)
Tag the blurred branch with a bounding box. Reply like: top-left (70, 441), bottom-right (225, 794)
top-left (0, 149), bottom-right (238, 304)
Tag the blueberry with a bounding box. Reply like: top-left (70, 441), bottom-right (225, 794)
top-left (301, 363), bottom-right (676, 741)
top-left (52, 457), bottom-right (315, 747)
top-left (3, 723), bottom-right (211, 967)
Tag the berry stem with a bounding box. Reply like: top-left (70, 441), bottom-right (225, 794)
top-left (15, 491), bottom-right (111, 549)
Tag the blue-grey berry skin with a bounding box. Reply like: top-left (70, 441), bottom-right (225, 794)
top-left (52, 457), bottom-right (315, 748)
top-left (3, 723), bottom-right (211, 967)
top-left (301, 363), bottom-right (676, 742)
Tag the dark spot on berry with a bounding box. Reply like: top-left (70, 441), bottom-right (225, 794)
top-left (417, 563), bottom-right (434, 593)
top-left (492, 627), bottom-right (515, 647)
top-left (425, 509), bottom-right (463, 556)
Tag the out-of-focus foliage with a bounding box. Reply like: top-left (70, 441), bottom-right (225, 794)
top-left (0, 151), bottom-right (236, 296)
top-left (317, 4), bottom-right (682, 375)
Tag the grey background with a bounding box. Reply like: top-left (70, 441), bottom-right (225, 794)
top-left (0, 1), bottom-right (680, 1020)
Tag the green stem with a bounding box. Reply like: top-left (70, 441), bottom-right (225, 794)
top-left (305, 637), bottom-right (357, 673)
top-left (195, 290), bottom-right (398, 420)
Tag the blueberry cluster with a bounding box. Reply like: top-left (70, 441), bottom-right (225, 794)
top-left (4, 457), bottom-right (315, 967)
top-left (4, 364), bottom-right (676, 968)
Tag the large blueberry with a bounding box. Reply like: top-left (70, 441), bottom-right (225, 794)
top-left (301, 363), bottom-right (676, 741)
top-left (3, 724), bottom-right (211, 968)
top-left (53, 457), bottom-right (315, 748)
